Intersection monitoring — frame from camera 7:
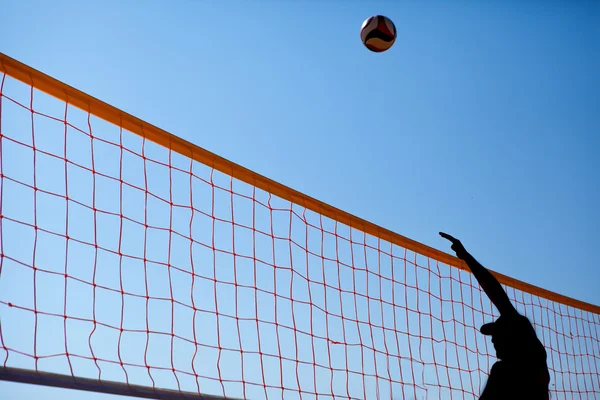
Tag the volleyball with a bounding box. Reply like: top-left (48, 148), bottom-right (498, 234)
top-left (360, 15), bottom-right (397, 53)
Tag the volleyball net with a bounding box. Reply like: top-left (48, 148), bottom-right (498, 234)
top-left (0, 53), bottom-right (598, 400)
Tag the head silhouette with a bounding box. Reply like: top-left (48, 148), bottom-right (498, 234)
top-left (481, 315), bottom-right (538, 361)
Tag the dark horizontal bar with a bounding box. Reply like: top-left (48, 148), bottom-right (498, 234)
top-left (0, 366), bottom-right (241, 400)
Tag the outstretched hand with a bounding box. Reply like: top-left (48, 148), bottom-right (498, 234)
top-left (439, 232), bottom-right (469, 260)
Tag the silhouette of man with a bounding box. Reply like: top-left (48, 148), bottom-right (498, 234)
top-left (440, 232), bottom-right (550, 399)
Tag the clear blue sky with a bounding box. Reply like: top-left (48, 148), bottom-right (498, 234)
top-left (1, 0), bottom-right (599, 399)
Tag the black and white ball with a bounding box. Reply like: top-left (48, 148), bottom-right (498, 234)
top-left (360, 15), bottom-right (397, 53)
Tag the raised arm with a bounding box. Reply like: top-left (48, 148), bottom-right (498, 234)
top-left (439, 232), bottom-right (517, 316)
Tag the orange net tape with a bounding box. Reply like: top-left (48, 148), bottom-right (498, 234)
top-left (1, 53), bottom-right (599, 399)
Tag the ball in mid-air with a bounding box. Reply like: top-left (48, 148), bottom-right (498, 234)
top-left (360, 15), bottom-right (396, 53)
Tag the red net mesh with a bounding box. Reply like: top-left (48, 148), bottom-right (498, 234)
top-left (0, 72), bottom-right (599, 399)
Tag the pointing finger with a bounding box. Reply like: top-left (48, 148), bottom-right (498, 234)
top-left (439, 232), bottom-right (459, 243)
